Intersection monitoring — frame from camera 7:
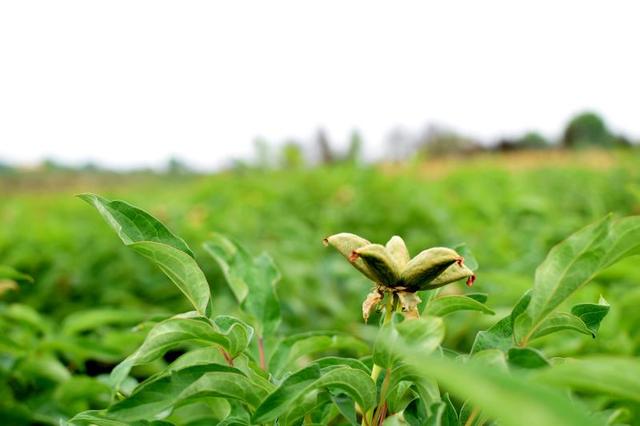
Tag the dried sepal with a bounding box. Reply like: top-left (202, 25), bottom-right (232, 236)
top-left (399, 247), bottom-right (461, 291)
top-left (353, 244), bottom-right (400, 286)
top-left (362, 289), bottom-right (383, 322)
top-left (397, 291), bottom-right (422, 319)
top-left (385, 235), bottom-right (411, 269)
top-left (323, 233), bottom-right (378, 281)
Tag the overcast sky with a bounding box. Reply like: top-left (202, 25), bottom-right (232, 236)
top-left (1, 1), bottom-right (638, 169)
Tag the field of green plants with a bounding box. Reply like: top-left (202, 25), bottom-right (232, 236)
top-left (2, 150), bottom-right (640, 425)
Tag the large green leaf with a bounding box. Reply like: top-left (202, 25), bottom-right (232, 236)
top-left (515, 215), bottom-right (640, 346)
top-left (80, 193), bottom-right (211, 316)
top-left (78, 193), bottom-right (193, 257)
top-left (110, 312), bottom-right (252, 392)
top-left (268, 331), bottom-right (369, 378)
top-left (533, 356), bottom-right (640, 402)
top-left (391, 349), bottom-right (601, 426)
top-left (204, 235), bottom-right (281, 336)
top-left (130, 241), bottom-right (211, 316)
top-left (108, 364), bottom-right (265, 421)
top-left (252, 364), bottom-right (376, 423)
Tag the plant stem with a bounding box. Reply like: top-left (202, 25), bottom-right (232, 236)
top-left (372, 368), bottom-right (392, 425)
top-left (258, 335), bottom-right (266, 370)
top-left (362, 293), bottom-right (395, 426)
top-left (464, 406), bottom-right (480, 426)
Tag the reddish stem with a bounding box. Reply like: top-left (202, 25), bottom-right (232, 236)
top-left (258, 335), bottom-right (266, 370)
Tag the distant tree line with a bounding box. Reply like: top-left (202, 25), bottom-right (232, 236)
top-left (0, 111), bottom-right (635, 175)
top-left (246, 110), bottom-right (636, 170)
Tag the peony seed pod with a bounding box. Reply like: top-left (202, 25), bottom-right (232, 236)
top-left (323, 233), bottom-right (378, 282)
top-left (353, 244), bottom-right (400, 286)
top-left (429, 262), bottom-right (475, 289)
top-left (399, 247), bottom-right (462, 291)
top-left (385, 235), bottom-right (411, 270)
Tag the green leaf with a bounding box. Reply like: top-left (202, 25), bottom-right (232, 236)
top-left (0, 303), bottom-right (49, 333)
top-left (108, 364), bottom-right (265, 421)
top-left (571, 296), bottom-right (610, 336)
top-left (516, 215), bottom-right (640, 345)
top-left (425, 393), bottom-right (458, 426)
top-left (0, 265), bottom-right (33, 282)
top-left (252, 364), bottom-right (376, 423)
top-left (130, 241), bottom-right (211, 316)
top-left (526, 312), bottom-right (593, 340)
top-left (78, 193), bottom-right (194, 257)
top-left (67, 410), bottom-right (173, 425)
top-left (390, 349), bottom-right (601, 426)
top-left (374, 316), bottom-right (444, 369)
top-left (61, 309), bottom-right (150, 335)
top-left (470, 291), bottom-right (531, 354)
top-left (424, 294), bottom-right (494, 317)
top-left (507, 347), bottom-right (550, 370)
top-left (110, 313), bottom-right (253, 392)
top-left (313, 356), bottom-right (370, 374)
top-left (204, 235), bottom-right (281, 335)
top-left (268, 331), bottom-right (369, 378)
top-left (80, 193), bottom-right (211, 316)
top-left (533, 356), bottom-right (640, 402)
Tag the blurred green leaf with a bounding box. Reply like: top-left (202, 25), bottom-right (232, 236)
top-left (533, 356), bottom-right (640, 402)
top-left (391, 349), bottom-right (601, 426)
top-left (374, 316), bottom-right (444, 369)
top-left (0, 265), bottom-right (33, 282)
top-left (507, 347), bottom-right (550, 370)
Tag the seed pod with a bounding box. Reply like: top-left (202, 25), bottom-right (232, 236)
top-left (353, 244), bottom-right (400, 286)
top-left (399, 247), bottom-right (461, 291)
top-left (323, 233), bottom-right (378, 281)
top-left (385, 235), bottom-right (410, 269)
top-left (428, 262), bottom-right (475, 289)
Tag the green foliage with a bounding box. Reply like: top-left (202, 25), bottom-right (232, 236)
top-left (2, 155), bottom-right (640, 424)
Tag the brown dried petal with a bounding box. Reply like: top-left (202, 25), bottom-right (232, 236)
top-left (362, 290), bottom-right (383, 321)
top-left (397, 291), bottom-right (422, 319)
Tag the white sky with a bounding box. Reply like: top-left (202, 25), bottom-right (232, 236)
top-left (1, 1), bottom-right (639, 169)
